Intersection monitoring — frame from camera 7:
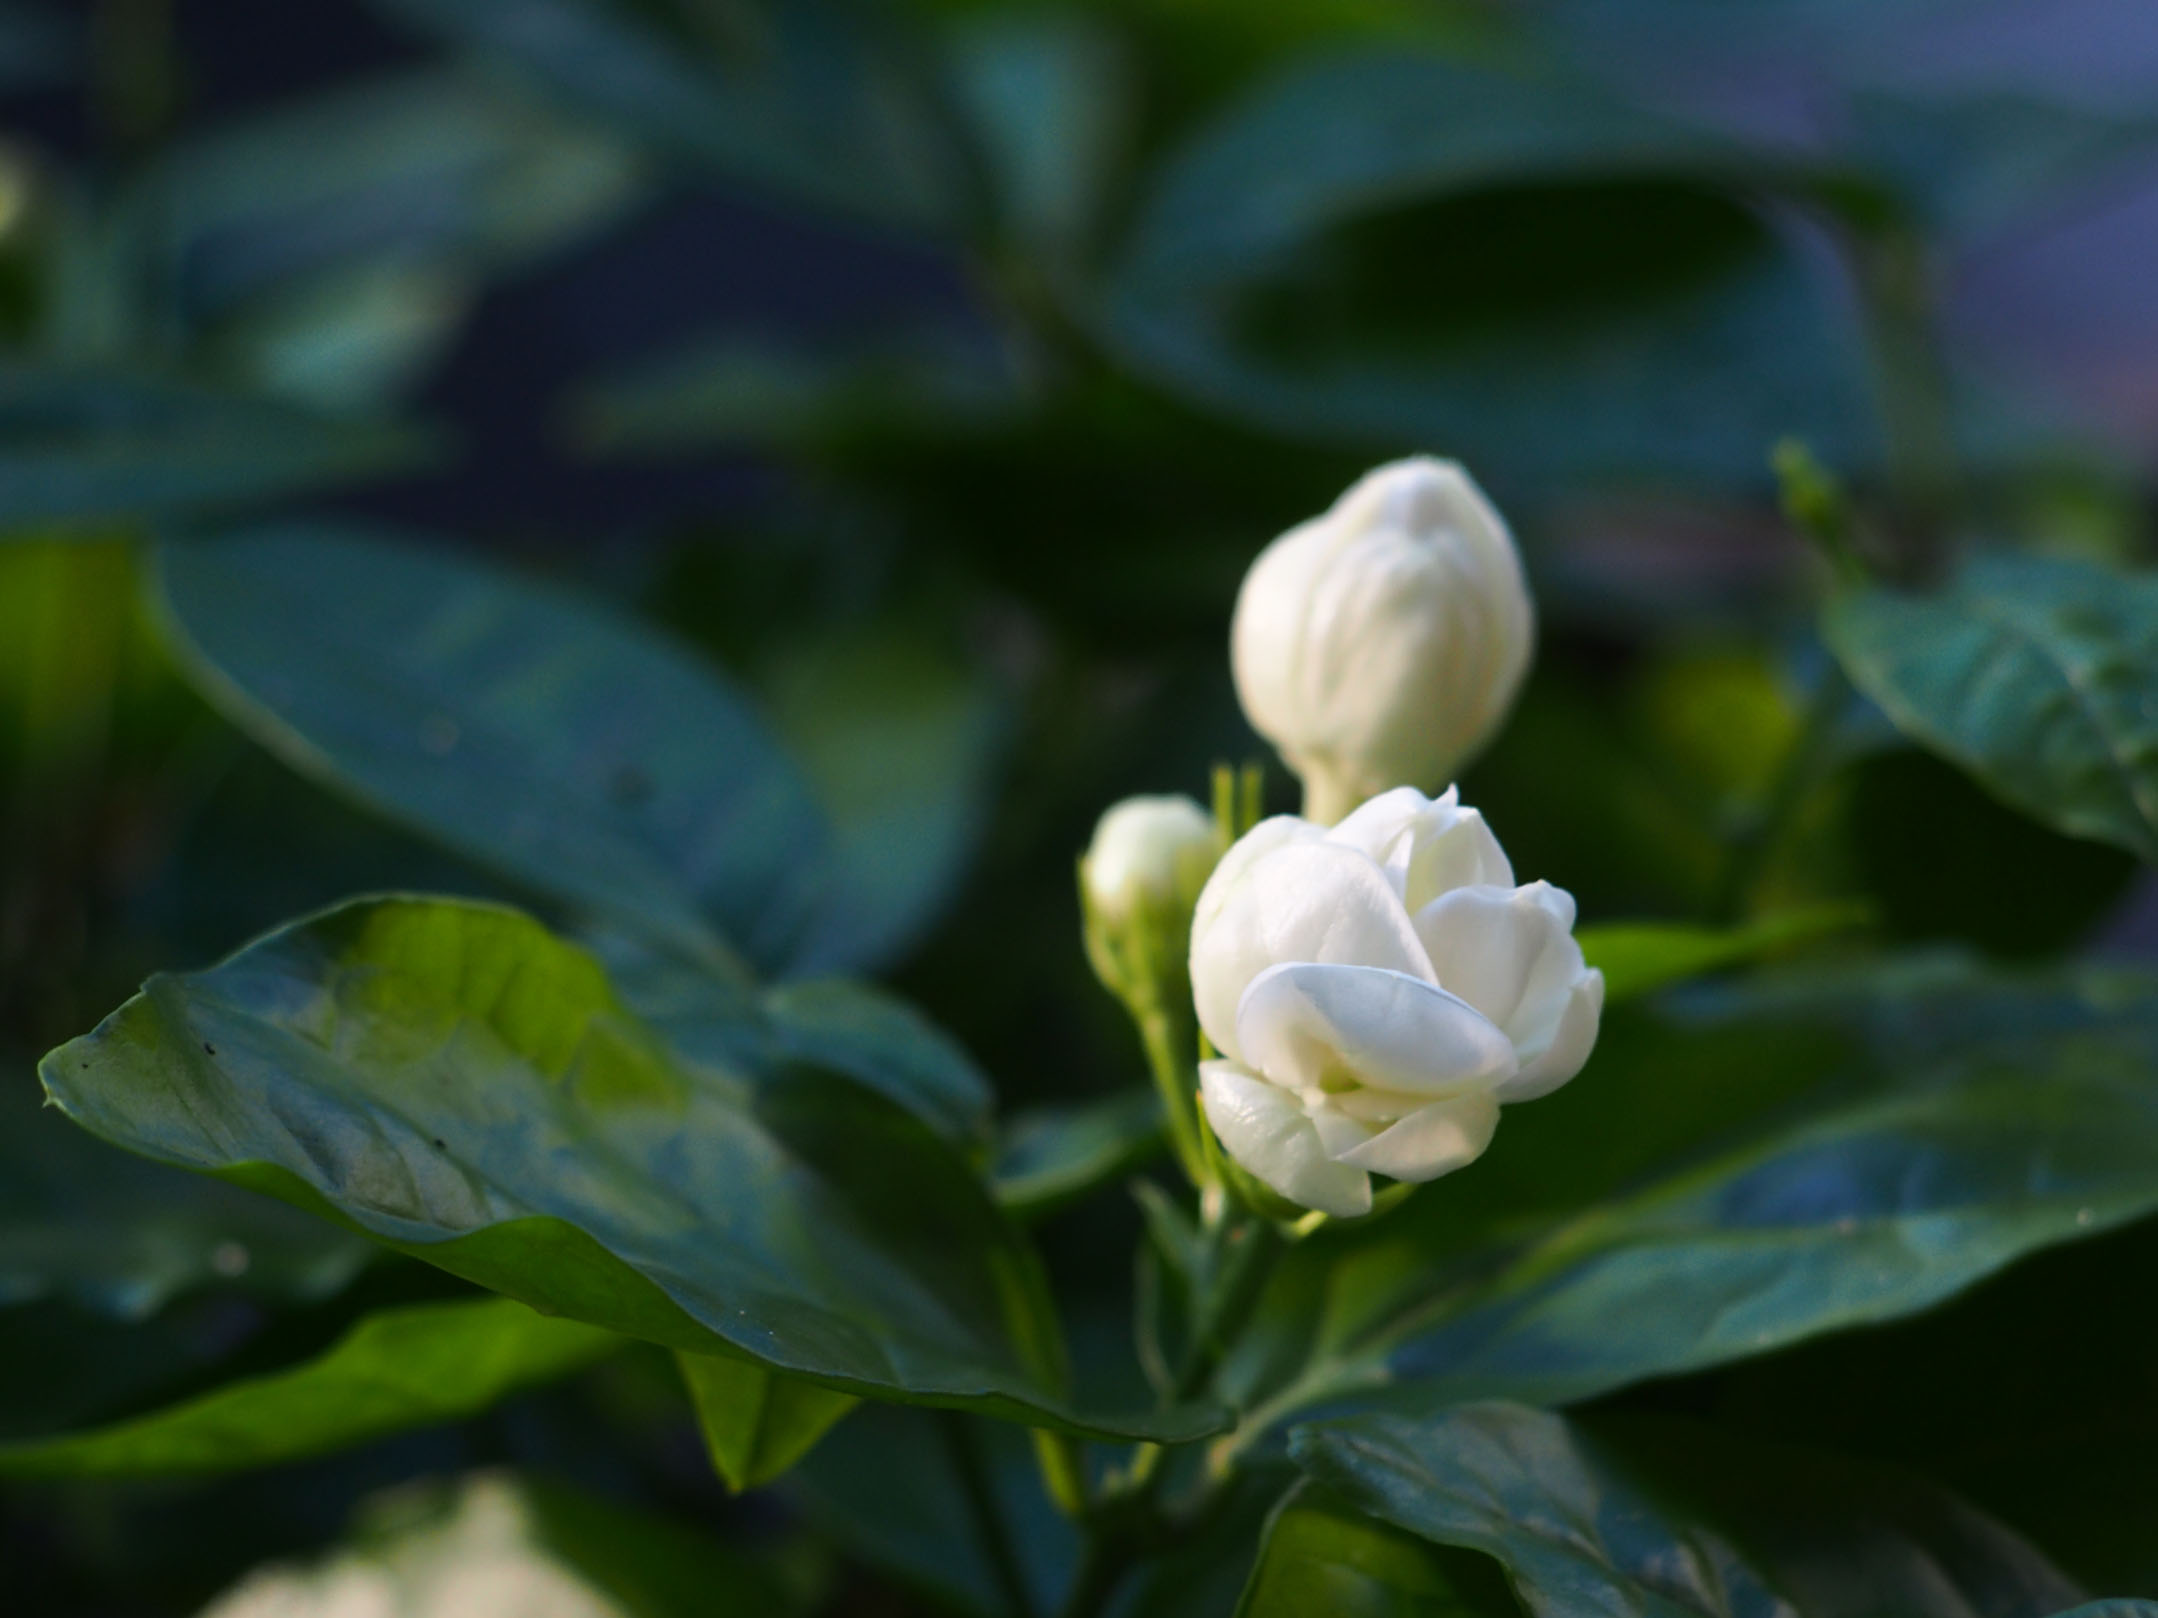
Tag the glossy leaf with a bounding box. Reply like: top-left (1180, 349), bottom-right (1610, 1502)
top-left (1220, 962), bottom-right (2158, 1443)
top-left (1238, 1481), bottom-right (1517, 1618)
top-left (0, 365), bottom-right (430, 532)
top-left (1290, 1404), bottom-right (2083, 1617)
top-left (1825, 554), bottom-right (2158, 864)
top-left (1577, 903), bottom-right (1868, 1004)
top-left (367, 0), bottom-right (960, 231)
top-left (152, 523), bottom-right (830, 976)
top-left (40, 896), bottom-right (1223, 1442)
top-left (0, 1296), bottom-right (615, 1478)
top-left (993, 1091), bottom-right (1166, 1219)
top-left (0, 1058), bottom-right (369, 1320)
top-left (676, 1349), bottom-right (856, 1493)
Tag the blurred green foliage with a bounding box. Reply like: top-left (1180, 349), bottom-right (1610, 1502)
top-left (4, 0), bottom-right (2158, 1614)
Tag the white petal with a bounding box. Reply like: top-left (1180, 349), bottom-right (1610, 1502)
top-left (1413, 881), bottom-right (1577, 1032)
top-left (1199, 1061), bottom-right (1373, 1217)
top-left (1333, 1088), bottom-right (1501, 1181)
top-left (1495, 969), bottom-right (1604, 1102)
top-left (1328, 786), bottom-right (1513, 907)
top-left (1190, 841), bottom-right (1433, 1065)
top-left (1235, 961), bottom-right (1515, 1097)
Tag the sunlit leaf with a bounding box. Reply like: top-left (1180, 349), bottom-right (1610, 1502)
top-left (0, 1296), bottom-right (614, 1478)
top-left (676, 1349), bottom-right (855, 1493)
top-left (41, 896), bottom-right (1224, 1442)
top-left (1825, 554), bottom-right (2158, 864)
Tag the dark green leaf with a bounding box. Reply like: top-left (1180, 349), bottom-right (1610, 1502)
top-left (1825, 554), bottom-right (2158, 863)
top-left (993, 1091), bottom-right (1165, 1219)
top-left (0, 1058), bottom-right (369, 1319)
top-left (788, 1402), bottom-right (1079, 1618)
top-left (367, 0), bottom-right (960, 231)
top-left (152, 523), bottom-right (829, 976)
top-left (1238, 1481), bottom-right (1519, 1618)
top-left (0, 365), bottom-right (430, 532)
top-left (41, 896), bottom-right (1223, 1442)
top-left (1102, 50), bottom-right (1869, 487)
top-left (1577, 904), bottom-right (1869, 1004)
top-left (765, 621), bottom-right (1008, 975)
top-left (1291, 1404), bottom-right (2083, 1617)
top-left (0, 1296), bottom-right (615, 1478)
top-left (1219, 962), bottom-right (2158, 1446)
top-left (676, 1349), bottom-right (856, 1494)
top-left (571, 328), bottom-right (1021, 455)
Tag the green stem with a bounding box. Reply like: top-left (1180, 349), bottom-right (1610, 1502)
top-left (1136, 1000), bottom-right (1208, 1192)
top-left (1850, 219), bottom-right (1958, 579)
top-left (938, 1412), bottom-right (1039, 1618)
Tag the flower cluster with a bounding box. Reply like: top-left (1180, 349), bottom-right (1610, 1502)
top-left (1083, 456), bottom-right (1597, 1218)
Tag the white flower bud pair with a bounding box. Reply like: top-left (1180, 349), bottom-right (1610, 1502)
top-left (1233, 457), bottom-right (1532, 825)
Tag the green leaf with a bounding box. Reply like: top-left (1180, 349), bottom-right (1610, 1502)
top-left (1824, 554), bottom-right (2158, 864)
top-left (787, 1401), bottom-right (1079, 1618)
top-left (1238, 1481), bottom-right (1519, 1618)
top-left (675, 1349), bottom-right (856, 1493)
top-left (366, 0), bottom-right (960, 231)
top-left (1577, 903), bottom-right (1869, 1004)
top-left (993, 1091), bottom-right (1166, 1220)
top-left (1102, 49), bottom-right (1870, 487)
top-left (571, 328), bottom-right (1020, 455)
top-left (592, 931), bottom-right (995, 1152)
top-left (1220, 962), bottom-right (2158, 1444)
top-left (41, 896), bottom-right (1224, 1443)
top-left (0, 1057), bottom-right (369, 1320)
top-left (152, 523), bottom-right (830, 976)
top-left (0, 1296), bottom-right (615, 1478)
top-left (1290, 1404), bottom-right (2084, 1617)
top-left (765, 620), bottom-right (1008, 975)
top-left (0, 365), bottom-right (431, 533)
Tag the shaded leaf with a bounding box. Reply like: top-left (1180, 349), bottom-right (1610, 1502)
top-left (1102, 49), bottom-right (1869, 487)
top-left (0, 365), bottom-right (430, 533)
top-left (993, 1091), bottom-right (1165, 1219)
top-left (675, 1349), bottom-right (855, 1493)
top-left (41, 896), bottom-right (1224, 1442)
top-left (152, 522), bottom-right (829, 976)
top-left (1577, 903), bottom-right (1869, 1004)
top-left (0, 1296), bottom-right (615, 1478)
top-left (1220, 961), bottom-right (2158, 1445)
top-left (765, 621), bottom-right (1008, 975)
top-left (367, 0), bottom-right (960, 231)
top-left (1291, 1404), bottom-right (2083, 1617)
top-left (1825, 554), bottom-right (2158, 864)
top-left (0, 1058), bottom-right (369, 1320)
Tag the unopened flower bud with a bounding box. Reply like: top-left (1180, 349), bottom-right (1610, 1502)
top-left (1231, 458), bottom-right (1533, 824)
top-left (1081, 794), bottom-right (1222, 999)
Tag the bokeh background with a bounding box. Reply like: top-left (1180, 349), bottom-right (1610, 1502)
top-left (6, 1), bottom-right (2158, 1612)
